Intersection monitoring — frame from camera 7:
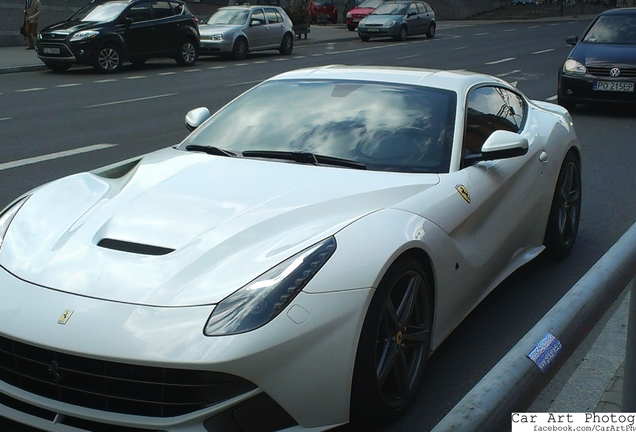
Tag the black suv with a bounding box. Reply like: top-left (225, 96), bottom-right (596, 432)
top-left (37, 0), bottom-right (200, 73)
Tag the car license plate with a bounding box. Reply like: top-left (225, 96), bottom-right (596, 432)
top-left (43, 47), bottom-right (60, 55)
top-left (593, 81), bottom-right (634, 92)
top-left (367, 28), bottom-right (380, 32)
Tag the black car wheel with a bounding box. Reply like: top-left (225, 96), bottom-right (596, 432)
top-left (351, 256), bottom-right (432, 423)
top-left (175, 38), bottom-right (197, 66)
top-left (395, 25), bottom-right (407, 41)
top-left (43, 61), bottom-right (71, 72)
top-left (359, 34), bottom-right (370, 42)
top-left (279, 33), bottom-right (294, 55)
top-left (232, 37), bottom-right (248, 60)
top-left (543, 151), bottom-right (581, 260)
top-left (347, 24), bottom-right (357, 31)
top-left (94, 44), bottom-right (122, 73)
top-left (426, 22), bottom-right (436, 38)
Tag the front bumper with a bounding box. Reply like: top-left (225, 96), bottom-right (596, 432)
top-left (199, 38), bottom-right (234, 54)
top-left (358, 25), bottom-right (399, 38)
top-left (559, 72), bottom-right (636, 105)
top-left (36, 40), bottom-right (98, 66)
top-left (0, 265), bottom-right (372, 431)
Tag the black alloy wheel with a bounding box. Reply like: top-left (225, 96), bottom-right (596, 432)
top-left (232, 37), bottom-right (248, 60)
top-left (351, 256), bottom-right (432, 423)
top-left (279, 33), bottom-right (294, 55)
top-left (94, 44), bottom-right (122, 73)
top-left (543, 151), bottom-right (581, 260)
top-left (176, 38), bottom-right (197, 66)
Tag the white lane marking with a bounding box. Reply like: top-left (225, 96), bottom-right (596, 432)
top-left (451, 46), bottom-right (468, 51)
top-left (85, 93), bottom-right (176, 108)
top-left (0, 118), bottom-right (11, 121)
top-left (274, 58), bottom-right (289, 61)
top-left (486, 57), bottom-right (515, 65)
top-left (208, 66), bottom-right (226, 69)
top-left (550, 23), bottom-right (559, 26)
top-left (474, 32), bottom-right (489, 35)
top-left (125, 75), bottom-right (146, 80)
top-left (158, 72), bottom-right (177, 75)
top-left (311, 53), bottom-right (323, 57)
top-left (253, 60), bottom-right (268, 64)
top-left (546, 95), bottom-right (558, 101)
top-left (397, 54), bottom-right (421, 59)
top-left (529, 25), bottom-right (540, 28)
top-left (56, 83), bottom-right (81, 88)
top-left (293, 55), bottom-right (306, 59)
top-left (497, 69), bottom-right (521, 77)
top-left (15, 88), bottom-right (45, 92)
top-left (533, 48), bottom-right (555, 55)
top-left (235, 63), bottom-right (248, 66)
top-left (94, 79), bottom-right (117, 83)
top-left (504, 28), bottom-right (517, 32)
top-left (184, 69), bottom-right (201, 72)
top-left (0, 144), bottom-right (117, 171)
top-left (228, 79), bottom-right (262, 87)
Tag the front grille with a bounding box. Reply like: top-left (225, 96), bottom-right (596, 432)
top-left (587, 66), bottom-right (636, 78)
top-left (0, 335), bottom-right (257, 417)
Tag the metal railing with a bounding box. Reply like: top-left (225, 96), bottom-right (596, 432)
top-left (431, 221), bottom-right (636, 432)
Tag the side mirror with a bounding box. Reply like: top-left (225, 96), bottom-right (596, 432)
top-left (125, 17), bottom-right (134, 28)
top-left (185, 107), bottom-right (211, 132)
top-left (465, 130), bottom-right (528, 164)
top-left (250, 19), bottom-right (262, 26)
top-left (407, 11), bottom-right (417, 17)
top-left (566, 35), bottom-right (578, 46)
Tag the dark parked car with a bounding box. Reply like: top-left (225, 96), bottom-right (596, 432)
top-left (308, 0), bottom-right (338, 24)
top-left (558, 7), bottom-right (636, 110)
top-left (357, 0), bottom-right (435, 41)
top-left (36, 0), bottom-right (200, 73)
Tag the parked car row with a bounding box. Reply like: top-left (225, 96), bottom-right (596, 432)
top-left (36, 0), bottom-right (295, 72)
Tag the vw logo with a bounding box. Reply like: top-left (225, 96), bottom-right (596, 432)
top-left (610, 67), bottom-right (621, 78)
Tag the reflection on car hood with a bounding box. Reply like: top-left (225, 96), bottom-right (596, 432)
top-left (571, 42), bottom-right (636, 67)
top-left (364, 14), bottom-right (402, 24)
top-left (198, 23), bottom-right (243, 35)
top-left (0, 148), bottom-right (438, 307)
top-left (42, 21), bottom-right (100, 34)
top-left (350, 7), bottom-right (375, 15)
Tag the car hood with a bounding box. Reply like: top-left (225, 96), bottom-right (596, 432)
top-left (0, 148), bottom-right (438, 307)
top-left (42, 20), bottom-right (101, 35)
top-left (364, 14), bottom-right (403, 24)
top-left (350, 7), bottom-right (375, 15)
top-left (198, 23), bottom-right (244, 35)
top-left (571, 42), bottom-right (636, 67)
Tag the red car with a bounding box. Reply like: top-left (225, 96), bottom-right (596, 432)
top-left (345, 0), bottom-right (384, 30)
top-left (308, 0), bottom-right (338, 24)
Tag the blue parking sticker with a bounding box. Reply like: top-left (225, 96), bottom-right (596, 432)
top-left (527, 333), bottom-right (562, 374)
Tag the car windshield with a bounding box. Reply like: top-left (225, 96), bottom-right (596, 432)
top-left (372, 2), bottom-right (408, 15)
top-left (582, 14), bottom-right (636, 44)
top-left (358, 0), bottom-right (384, 9)
top-left (69, 1), bottom-right (128, 22)
top-left (203, 8), bottom-right (249, 25)
top-left (181, 79), bottom-right (456, 173)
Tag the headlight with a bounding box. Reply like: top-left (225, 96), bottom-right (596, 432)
top-left (207, 34), bottom-right (223, 41)
top-left (384, 20), bottom-right (396, 26)
top-left (563, 59), bottom-right (586, 75)
top-left (204, 236), bottom-right (337, 336)
top-left (0, 196), bottom-right (30, 249)
top-left (346, 12), bottom-right (352, 18)
top-left (70, 30), bottom-right (99, 42)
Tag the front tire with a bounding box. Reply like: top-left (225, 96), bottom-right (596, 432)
top-left (94, 44), bottom-right (122, 73)
top-left (175, 38), bottom-right (197, 66)
top-left (395, 25), bottom-right (407, 41)
top-left (232, 37), bottom-right (248, 60)
top-left (359, 34), bottom-right (370, 42)
top-left (279, 33), bottom-right (294, 55)
top-left (543, 151), bottom-right (581, 260)
top-left (347, 24), bottom-right (357, 31)
top-left (426, 22), bottom-right (436, 38)
top-left (351, 256), bottom-right (432, 424)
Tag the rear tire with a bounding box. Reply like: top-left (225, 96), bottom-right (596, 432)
top-left (350, 256), bottom-right (432, 424)
top-left (426, 22), bottom-right (436, 38)
top-left (543, 151), bottom-right (581, 260)
top-left (175, 38), bottom-right (197, 66)
top-left (279, 33), bottom-right (294, 55)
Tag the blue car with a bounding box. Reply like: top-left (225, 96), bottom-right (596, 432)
top-left (558, 7), bottom-right (636, 110)
top-left (357, 0), bottom-right (435, 42)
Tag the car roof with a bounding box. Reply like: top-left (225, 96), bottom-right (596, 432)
top-left (600, 7), bottom-right (636, 16)
top-left (268, 65), bottom-right (510, 95)
top-left (220, 4), bottom-right (281, 9)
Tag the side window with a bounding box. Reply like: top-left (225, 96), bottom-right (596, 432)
top-left (416, 3), bottom-right (426, 14)
top-left (274, 10), bottom-right (284, 23)
top-left (151, 1), bottom-right (174, 19)
top-left (251, 8), bottom-right (266, 25)
top-left (423, 2), bottom-right (432, 12)
top-left (462, 86), bottom-right (526, 159)
top-left (407, 3), bottom-right (417, 15)
top-left (171, 2), bottom-right (184, 15)
top-left (126, 2), bottom-right (152, 22)
top-left (264, 8), bottom-right (281, 24)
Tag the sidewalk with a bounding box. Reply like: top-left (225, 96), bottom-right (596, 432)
top-left (1, 11), bottom-right (628, 420)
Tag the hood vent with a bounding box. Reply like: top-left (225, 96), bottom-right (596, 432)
top-left (97, 238), bottom-right (174, 256)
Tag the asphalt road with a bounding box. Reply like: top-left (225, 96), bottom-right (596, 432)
top-left (1, 19), bottom-right (636, 432)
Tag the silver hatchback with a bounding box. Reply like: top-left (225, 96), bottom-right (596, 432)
top-left (199, 6), bottom-right (294, 60)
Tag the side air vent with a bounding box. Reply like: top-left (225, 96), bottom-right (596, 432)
top-left (97, 239), bottom-right (174, 256)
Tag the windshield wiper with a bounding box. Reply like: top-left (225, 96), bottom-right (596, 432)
top-left (185, 145), bottom-right (237, 157)
top-left (241, 150), bottom-right (366, 170)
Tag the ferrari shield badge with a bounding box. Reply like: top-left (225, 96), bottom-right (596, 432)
top-left (456, 185), bottom-right (471, 203)
top-left (58, 309), bottom-right (74, 325)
